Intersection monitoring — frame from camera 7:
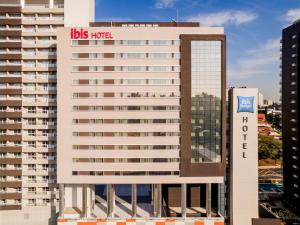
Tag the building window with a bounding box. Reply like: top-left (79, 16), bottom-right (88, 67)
top-left (122, 40), bottom-right (147, 45)
top-left (148, 40), bottom-right (172, 45)
top-left (122, 53), bottom-right (146, 59)
top-left (191, 40), bottom-right (222, 163)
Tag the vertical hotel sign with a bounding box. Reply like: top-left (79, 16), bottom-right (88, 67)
top-left (237, 96), bottom-right (254, 159)
top-left (230, 88), bottom-right (258, 225)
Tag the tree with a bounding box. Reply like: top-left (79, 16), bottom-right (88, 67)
top-left (276, 209), bottom-right (294, 219)
top-left (258, 135), bottom-right (282, 160)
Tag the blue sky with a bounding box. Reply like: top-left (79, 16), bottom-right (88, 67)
top-left (95, 0), bottom-right (300, 102)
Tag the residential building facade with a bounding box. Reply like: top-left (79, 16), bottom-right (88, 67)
top-left (0, 0), bottom-right (94, 224)
top-left (282, 20), bottom-right (300, 215)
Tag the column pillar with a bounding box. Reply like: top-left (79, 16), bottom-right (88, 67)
top-left (107, 184), bottom-right (115, 218)
top-left (49, 0), bottom-right (54, 8)
top-left (131, 184), bottom-right (137, 217)
top-left (82, 184), bottom-right (87, 218)
top-left (206, 183), bottom-right (211, 217)
top-left (157, 184), bottom-right (162, 217)
top-left (86, 185), bottom-right (94, 217)
top-left (151, 184), bottom-right (154, 204)
top-left (153, 184), bottom-right (162, 217)
top-left (153, 184), bottom-right (157, 217)
top-left (21, 0), bottom-right (25, 8)
top-left (90, 185), bottom-right (95, 213)
top-left (181, 183), bottom-right (187, 218)
top-left (58, 184), bottom-right (65, 217)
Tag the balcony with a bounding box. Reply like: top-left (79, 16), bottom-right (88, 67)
top-left (0, 27), bottom-right (21, 31)
top-left (23, 28), bottom-right (35, 32)
top-left (37, 51), bottom-right (56, 56)
top-left (36, 41), bottom-right (53, 45)
top-left (27, 180), bottom-right (37, 184)
top-left (37, 17), bottom-right (50, 20)
top-left (54, 4), bottom-right (64, 8)
top-left (0, 38), bottom-right (21, 42)
top-left (52, 16), bottom-right (64, 20)
top-left (23, 74), bottom-right (35, 79)
top-left (36, 29), bottom-right (55, 32)
top-left (23, 64), bottom-right (36, 69)
top-left (23, 16), bottom-right (35, 21)
top-left (24, 4), bottom-right (50, 9)
top-left (23, 40), bottom-right (36, 45)
top-left (36, 87), bottom-right (57, 91)
top-left (37, 63), bottom-right (57, 68)
top-left (0, 1), bottom-right (21, 7)
top-left (0, 202), bottom-right (21, 206)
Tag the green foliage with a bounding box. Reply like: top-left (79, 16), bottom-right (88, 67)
top-left (258, 135), bottom-right (282, 160)
top-left (276, 209), bottom-right (294, 220)
top-left (266, 113), bottom-right (282, 129)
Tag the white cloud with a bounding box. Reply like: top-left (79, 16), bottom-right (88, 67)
top-left (155, 0), bottom-right (176, 9)
top-left (187, 10), bottom-right (257, 26)
top-left (283, 8), bottom-right (300, 24)
top-left (229, 37), bottom-right (280, 79)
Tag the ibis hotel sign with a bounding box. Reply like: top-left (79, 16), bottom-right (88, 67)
top-left (70, 28), bottom-right (113, 39)
top-left (230, 88), bottom-right (258, 225)
top-left (237, 96), bottom-right (254, 158)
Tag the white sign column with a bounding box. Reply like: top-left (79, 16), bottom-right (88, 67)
top-left (230, 88), bottom-right (259, 225)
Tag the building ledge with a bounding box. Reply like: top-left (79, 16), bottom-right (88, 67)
top-left (58, 217), bottom-right (225, 225)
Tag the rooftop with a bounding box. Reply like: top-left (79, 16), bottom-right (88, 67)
top-left (90, 22), bottom-right (200, 28)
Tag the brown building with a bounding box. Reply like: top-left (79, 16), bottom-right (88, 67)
top-left (282, 20), bottom-right (300, 215)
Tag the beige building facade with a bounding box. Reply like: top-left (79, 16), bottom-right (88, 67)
top-left (56, 22), bottom-right (227, 221)
top-left (0, 0), bottom-right (94, 224)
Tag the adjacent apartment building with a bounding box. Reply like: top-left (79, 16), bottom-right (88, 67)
top-left (0, 1), bottom-right (267, 225)
top-left (56, 21), bottom-right (227, 224)
top-left (282, 20), bottom-right (300, 215)
top-left (0, 0), bottom-right (94, 224)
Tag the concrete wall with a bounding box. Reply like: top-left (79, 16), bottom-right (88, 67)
top-left (65, 184), bottom-right (83, 208)
top-left (229, 88), bottom-right (259, 225)
top-left (64, 0), bottom-right (94, 27)
top-left (0, 206), bottom-right (58, 225)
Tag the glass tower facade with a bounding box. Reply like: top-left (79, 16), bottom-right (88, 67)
top-left (191, 40), bottom-right (222, 162)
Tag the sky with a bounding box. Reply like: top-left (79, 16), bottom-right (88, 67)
top-left (95, 0), bottom-right (300, 102)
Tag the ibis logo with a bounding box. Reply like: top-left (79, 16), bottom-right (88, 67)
top-left (237, 96), bottom-right (254, 113)
top-left (70, 28), bottom-right (113, 39)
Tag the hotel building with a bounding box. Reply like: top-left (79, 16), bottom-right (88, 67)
top-left (0, 0), bottom-right (94, 224)
top-left (282, 20), bottom-right (300, 215)
top-left (57, 22), bottom-right (227, 223)
top-left (0, 1), bottom-right (268, 225)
